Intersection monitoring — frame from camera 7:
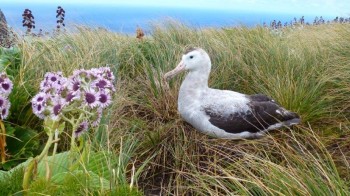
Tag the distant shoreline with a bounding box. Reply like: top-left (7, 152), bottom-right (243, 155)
top-left (1, 4), bottom-right (342, 34)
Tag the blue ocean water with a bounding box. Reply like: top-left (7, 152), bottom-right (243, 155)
top-left (1, 3), bottom-right (335, 34)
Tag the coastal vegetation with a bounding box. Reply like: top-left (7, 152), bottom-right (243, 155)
top-left (0, 20), bottom-right (350, 195)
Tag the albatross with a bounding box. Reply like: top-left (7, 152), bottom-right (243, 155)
top-left (164, 47), bottom-right (300, 139)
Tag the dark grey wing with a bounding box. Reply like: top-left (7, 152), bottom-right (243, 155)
top-left (204, 101), bottom-right (299, 134)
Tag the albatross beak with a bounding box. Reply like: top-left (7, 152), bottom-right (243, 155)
top-left (164, 61), bottom-right (185, 81)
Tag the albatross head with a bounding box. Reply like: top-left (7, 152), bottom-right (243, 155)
top-left (164, 47), bottom-right (211, 80)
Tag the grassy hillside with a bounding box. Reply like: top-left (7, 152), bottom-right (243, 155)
top-left (1, 22), bottom-right (350, 195)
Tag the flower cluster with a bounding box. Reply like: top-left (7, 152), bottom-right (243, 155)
top-left (0, 73), bottom-right (13, 120)
top-left (56, 6), bottom-right (65, 29)
top-left (22, 9), bottom-right (35, 34)
top-left (31, 67), bottom-right (115, 136)
top-left (32, 72), bottom-right (67, 120)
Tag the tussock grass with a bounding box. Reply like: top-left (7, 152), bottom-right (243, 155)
top-left (9, 22), bottom-right (350, 194)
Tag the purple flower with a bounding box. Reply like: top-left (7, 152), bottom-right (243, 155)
top-left (32, 68), bottom-right (115, 129)
top-left (71, 67), bottom-right (115, 91)
top-left (1, 107), bottom-right (9, 120)
top-left (49, 97), bottom-right (66, 120)
top-left (0, 77), bottom-right (13, 96)
top-left (33, 72), bottom-right (71, 120)
top-left (84, 89), bottom-right (99, 108)
top-left (91, 108), bottom-right (102, 127)
top-left (72, 69), bottom-right (92, 80)
top-left (65, 92), bottom-right (75, 102)
top-left (53, 104), bottom-right (62, 116)
top-left (0, 99), bottom-right (10, 120)
top-left (0, 73), bottom-right (13, 119)
top-left (40, 72), bottom-right (67, 92)
top-left (67, 77), bottom-right (81, 92)
top-left (97, 91), bottom-right (112, 108)
top-left (74, 121), bottom-right (88, 137)
top-left (32, 92), bottom-right (47, 105)
top-left (31, 92), bottom-right (49, 119)
top-left (65, 91), bottom-right (81, 103)
top-left (0, 96), bottom-right (5, 108)
top-left (96, 67), bottom-right (115, 82)
top-left (48, 73), bottom-right (58, 82)
top-left (32, 103), bottom-right (45, 119)
top-left (35, 103), bottom-right (44, 113)
top-left (88, 67), bottom-right (115, 84)
top-left (92, 77), bottom-right (111, 89)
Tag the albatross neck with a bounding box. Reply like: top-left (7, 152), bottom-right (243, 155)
top-left (181, 69), bottom-right (210, 90)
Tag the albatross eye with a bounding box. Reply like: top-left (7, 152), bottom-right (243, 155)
top-left (189, 55), bottom-right (194, 59)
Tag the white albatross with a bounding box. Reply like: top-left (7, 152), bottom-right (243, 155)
top-left (164, 47), bottom-right (300, 139)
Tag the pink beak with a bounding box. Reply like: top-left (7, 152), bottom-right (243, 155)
top-left (164, 61), bottom-right (186, 81)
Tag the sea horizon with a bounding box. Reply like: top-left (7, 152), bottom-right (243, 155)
top-left (1, 3), bottom-right (340, 35)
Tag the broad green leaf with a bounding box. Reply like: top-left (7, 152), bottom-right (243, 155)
top-left (37, 151), bottom-right (70, 177)
top-left (0, 170), bottom-right (7, 181)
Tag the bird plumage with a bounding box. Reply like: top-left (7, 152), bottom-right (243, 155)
top-left (164, 47), bottom-right (300, 139)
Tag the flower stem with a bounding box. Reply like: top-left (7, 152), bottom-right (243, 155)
top-left (70, 122), bottom-right (77, 152)
top-left (61, 114), bottom-right (74, 126)
top-left (23, 130), bottom-right (54, 190)
top-left (47, 129), bottom-right (60, 181)
top-left (52, 129), bottom-right (59, 156)
top-left (0, 120), bottom-right (6, 164)
top-left (69, 113), bottom-right (84, 170)
top-left (45, 154), bottom-right (51, 180)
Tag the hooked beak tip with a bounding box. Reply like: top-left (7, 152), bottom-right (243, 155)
top-left (163, 74), bottom-right (171, 81)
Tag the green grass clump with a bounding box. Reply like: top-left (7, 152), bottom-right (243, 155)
top-left (2, 22), bottom-right (350, 194)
